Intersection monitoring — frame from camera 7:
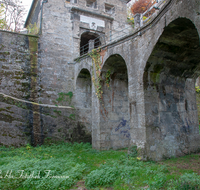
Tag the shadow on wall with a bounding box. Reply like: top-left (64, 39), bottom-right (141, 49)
top-left (99, 54), bottom-right (130, 150)
top-left (143, 17), bottom-right (200, 160)
top-left (80, 32), bottom-right (101, 56)
top-left (75, 68), bottom-right (92, 143)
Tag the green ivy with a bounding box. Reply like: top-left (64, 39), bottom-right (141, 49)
top-left (105, 69), bottom-right (111, 88)
top-left (88, 48), bottom-right (103, 100)
top-left (195, 86), bottom-right (200, 93)
top-left (56, 92), bottom-right (73, 105)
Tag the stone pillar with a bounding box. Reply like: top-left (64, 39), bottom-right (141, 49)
top-left (28, 36), bottom-right (43, 146)
top-left (89, 39), bottom-right (95, 52)
top-left (134, 13), bottom-right (142, 28)
top-left (195, 77), bottom-right (200, 87)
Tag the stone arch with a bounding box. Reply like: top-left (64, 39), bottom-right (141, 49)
top-left (76, 68), bottom-right (92, 108)
top-left (99, 54), bottom-right (130, 149)
top-left (101, 51), bottom-right (130, 72)
top-left (76, 62), bottom-right (92, 81)
top-left (143, 18), bottom-right (200, 160)
top-left (80, 31), bottom-right (101, 55)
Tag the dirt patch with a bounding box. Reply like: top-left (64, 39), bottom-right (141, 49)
top-left (71, 180), bottom-right (87, 190)
top-left (159, 153), bottom-right (200, 175)
top-left (71, 180), bottom-right (114, 190)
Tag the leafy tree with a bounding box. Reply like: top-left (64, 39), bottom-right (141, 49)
top-left (0, 0), bottom-right (26, 32)
top-left (131, 0), bottom-right (156, 16)
top-left (127, 1), bottom-right (134, 26)
top-left (0, 4), bottom-right (7, 29)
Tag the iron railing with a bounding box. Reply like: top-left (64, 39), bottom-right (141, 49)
top-left (79, 0), bottom-right (166, 57)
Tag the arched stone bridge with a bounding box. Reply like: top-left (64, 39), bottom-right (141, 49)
top-left (74, 0), bottom-right (200, 160)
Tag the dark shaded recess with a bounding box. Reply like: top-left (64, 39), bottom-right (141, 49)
top-left (103, 54), bottom-right (128, 81)
top-left (145, 18), bottom-right (200, 80)
top-left (143, 17), bottom-right (200, 142)
top-left (39, 105), bottom-right (44, 144)
top-left (76, 68), bottom-right (91, 140)
top-left (77, 68), bottom-right (91, 79)
top-left (143, 18), bottom-right (200, 94)
top-left (80, 32), bottom-right (101, 55)
top-left (86, 0), bottom-right (97, 9)
top-left (70, 122), bottom-right (92, 143)
top-left (76, 68), bottom-right (92, 108)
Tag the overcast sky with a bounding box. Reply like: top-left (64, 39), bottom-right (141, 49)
top-left (21, 0), bottom-right (33, 21)
top-left (21, 0), bottom-right (135, 22)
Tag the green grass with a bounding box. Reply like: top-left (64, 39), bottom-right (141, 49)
top-left (0, 142), bottom-right (200, 190)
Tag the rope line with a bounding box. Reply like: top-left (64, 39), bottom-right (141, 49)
top-left (0, 92), bottom-right (74, 109)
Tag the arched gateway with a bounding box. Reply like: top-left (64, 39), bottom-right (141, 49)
top-left (98, 54), bottom-right (130, 149)
top-left (143, 18), bottom-right (200, 160)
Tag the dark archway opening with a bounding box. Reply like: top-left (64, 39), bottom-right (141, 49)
top-left (143, 18), bottom-right (200, 160)
top-left (75, 68), bottom-right (92, 143)
top-left (100, 54), bottom-right (130, 149)
top-left (80, 32), bottom-right (101, 56)
top-left (76, 69), bottom-right (92, 108)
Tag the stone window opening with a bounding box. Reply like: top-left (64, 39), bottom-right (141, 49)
top-left (76, 69), bottom-right (92, 108)
top-left (99, 54), bottom-right (130, 150)
top-left (105, 3), bottom-right (115, 14)
top-left (86, 0), bottom-right (97, 9)
top-left (66, 0), bottom-right (77, 3)
top-left (80, 32), bottom-right (101, 56)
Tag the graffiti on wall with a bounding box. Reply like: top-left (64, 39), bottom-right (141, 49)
top-left (115, 118), bottom-right (131, 139)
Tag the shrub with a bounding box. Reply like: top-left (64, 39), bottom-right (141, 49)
top-left (168, 173), bottom-right (200, 190)
top-left (85, 166), bottom-right (120, 188)
top-left (128, 145), bottom-right (138, 158)
top-left (131, 0), bottom-right (156, 16)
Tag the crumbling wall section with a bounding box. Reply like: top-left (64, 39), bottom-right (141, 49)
top-left (0, 31), bottom-right (36, 146)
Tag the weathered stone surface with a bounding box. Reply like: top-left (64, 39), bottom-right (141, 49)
top-left (0, 31), bottom-right (91, 147)
top-left (1, 0), bottom-right (200, 161)
top-left (75, 0), bottom-right (200, 160)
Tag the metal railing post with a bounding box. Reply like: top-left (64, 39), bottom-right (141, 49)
top-left (134, 13), bottom-right (141, 28)
top-left (89, 39), bottom-right (95, 52)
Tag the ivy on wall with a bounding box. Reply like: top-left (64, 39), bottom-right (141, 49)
top-left (88, 48), bottom-right (111, 100)
top-left (89, 48), bottom-right (103, 100)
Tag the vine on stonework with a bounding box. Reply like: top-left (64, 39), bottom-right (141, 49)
top-left (89, 48), bottom-right (103, 100)
top-left (105, 69), bottom-right (111, 88)
top-left (89, 48), bottom-right (112, 100)
top-left (89, 48), bottom-right (111, 118)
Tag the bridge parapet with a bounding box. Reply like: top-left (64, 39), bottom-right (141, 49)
top-left (74, 0), bottom-right (200, 160)
top-left (78, 0), bottom-right (167, 59)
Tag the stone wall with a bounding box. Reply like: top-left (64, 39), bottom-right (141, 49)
top-left (0, 31), bottom-right (38, 146)
top-left (0, 30), bottom-right (91, 146)
top-left (75, 0), bottom-right (200, 160)
top-left (99, 54), bottom-right (130, 149)
top-left (23, 0), bottom-right (130, 142)
top-left (1, 0), bottom-right (200, 161)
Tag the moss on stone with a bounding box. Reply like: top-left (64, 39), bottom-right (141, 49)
top-left (0, 107), bottom-right (14, 113)
top-left (0, 52), bottom-right (10, 55)
top-left (0, 113), bottom-right (17, 123)
top-left (2, 65), bottom-right (9, 69)
top-left (14, 80), bottom-right (21, 85)
top-left (153, 64), bottom-right (164, 73)
top-left (0, 59), bottom-right (7, 62)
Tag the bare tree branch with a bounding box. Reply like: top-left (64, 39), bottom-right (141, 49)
top-left (0, 0), bottom-right (26, 32)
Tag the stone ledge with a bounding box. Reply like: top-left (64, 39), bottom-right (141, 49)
top-left (71, 7), bottom-right (114, 21)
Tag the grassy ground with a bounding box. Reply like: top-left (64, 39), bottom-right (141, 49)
top-left (1, 93), bottom-right (200, 189)
top-left (0, 142), bottom-right (200, 190)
